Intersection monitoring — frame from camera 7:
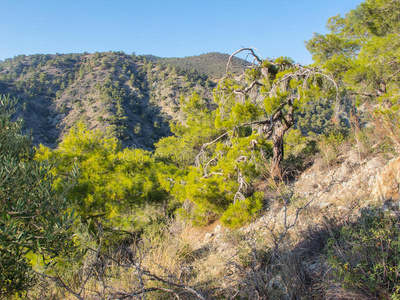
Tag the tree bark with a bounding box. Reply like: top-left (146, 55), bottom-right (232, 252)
top-left (269, 101), bottom-right (294, 180)
top-left (271, 119), bottom-right (285, 180)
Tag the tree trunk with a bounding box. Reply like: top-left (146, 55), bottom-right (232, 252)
top-left (271, 119), bottom-right (285, 180)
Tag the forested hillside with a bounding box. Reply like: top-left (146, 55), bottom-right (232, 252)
top-left (1, 0), bottom-right (400, 299)
top-left (0, 52), bottom-right (216, 148)
top-left (146, 52), bottom-right (252, 78)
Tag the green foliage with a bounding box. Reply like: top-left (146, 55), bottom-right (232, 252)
top-left (316, 129), bottom-right (349, 166)
top-left (155, 93), bottom-right (222, 168)
top-left (220, 192), bottom-right (263, 228)
top-left (0, 95), bottom-right (77, 297)
top-left (306, 0), bottom-right (400, 146)
top-left (327, 207), bottom-right (400, 298)
top-left (283, 129), bottom-right (308, 157)
top-left (155, 91), bottom-right (270, 227)
top-left (0, 51), bottom-right (216, 150)
top-left (156, 49), bottom-right (338, 224)
top-left (296, 98), bottom-right (348, 136)
top-left (150, 52), bottom-right (250, 78)
top-left (36, 124), bottom-right (167, 233)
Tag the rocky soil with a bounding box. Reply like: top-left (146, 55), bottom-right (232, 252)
top-left (175, 147), bottom-right (400, 298)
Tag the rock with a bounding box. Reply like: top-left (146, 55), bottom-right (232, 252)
top-left (368, 175), bottom-right (376, 186)
top-left (365, 157), bottom-right (384, 170)
top-left (318, 202), bottom-right (331, 209)
top-left (337, 161), bottom-right (352, 181)
top-left (214, 224), bottom-right (222, 234)
top-left (203, 232), bottom-right (214, 243)
top-left (213, 233), bottom-right (221, 242)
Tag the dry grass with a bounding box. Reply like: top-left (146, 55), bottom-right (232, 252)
top-left (26, 129), bottom-right (399, 299)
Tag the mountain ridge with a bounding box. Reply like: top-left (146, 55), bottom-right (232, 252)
top-left (144, 52), bottom-right (251, 78)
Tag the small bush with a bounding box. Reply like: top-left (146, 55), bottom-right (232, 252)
top-left (220, 192), bottom-right (263, 228)
top-left (282, 130), bottom-right (318, 177)
top-left (317, 130), bottom-right (349, 167)
top-left (326, 207), bottom-right (400, 299)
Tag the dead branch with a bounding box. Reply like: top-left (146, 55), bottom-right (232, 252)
top-left (226, 47), bottom-right (263, 76)
top-left (203, 172), bottom-right (224, 178)
top-left (32, 232), bottom-right (206, 300)
top-left (105, 286), bottom-right (159, 299)
top-left (195, 131), bottom-right (231, 167)
top-left (223, 181), bottom-right (337, 298)
top-left (233, 170), bottom-right (248, 204)
top-left (233, 80), bottom-right (264, 96)
top-left (32, 270), bottom-right (85, 300)
top-left (146, 273), bottom-right (206, 300)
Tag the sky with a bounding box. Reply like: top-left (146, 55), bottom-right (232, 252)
top-left (0, 0), bottom-right (364, 65)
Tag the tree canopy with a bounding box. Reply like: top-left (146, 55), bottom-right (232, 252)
top-left (306, 0), bottom-right (400, 149)
top-left (36, 124), bottom-right (169, 234)
top-left (306, 0), bottom-right (400, 100)
top-left (154, 51), bottom-right (338, 226)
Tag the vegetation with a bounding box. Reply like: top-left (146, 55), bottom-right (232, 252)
top-left (36, 124), bottom-right (169, 233)
top-left (0, 52), bottom-right (216, 149)
top-left (146, 52), bottom-right (251, 78)
top-left (0, 95), bottom-right (77, 298)
top-left (306, 0), bottom-right (400, 150)
top-left (1, 0), bottom-right (400, 298)
top-left (327, 208), bottom-right (400, 298)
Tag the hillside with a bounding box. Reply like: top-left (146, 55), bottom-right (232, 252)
top-left (0, 52), bottom-right (216, 149)
top-left (2, 0), bottom-right (400, 298)
top-left (145, 52), bottom-right (252, 78)
top-left (159, 139), bottom-right (400, 299)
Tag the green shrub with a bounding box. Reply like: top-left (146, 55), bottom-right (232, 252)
top-left (220, 192), bottom-right (263, 228)
top-left (36, 123), bottom-right (167, 235)
top-left (281, 129), bottom-right (318, 176)
top-left (327, 207), bottom-right (400, 299)
top-left (0, 95), bottom-right (77, 297)
top-left (317, 130), bottom-right (348, 166)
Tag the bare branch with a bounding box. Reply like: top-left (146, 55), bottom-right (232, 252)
top-left (147, 273), bottom-right (206, 300)
top-left (233, 81), bottom-right (264, 96)
top-left (203, 172), bottom-right (224, 178)
top-left (233, 170), bottom-right (248, 204)
top-left (226, 48), bottom-right (263, 76)
top-left (195, 131), bottom-right (231, 167)
top-left (106, 285), bottom-right (159, 299)
top-left (32, 270), bottom-right (85, 300)
top-left (385, 67), bottom-right (400, 84)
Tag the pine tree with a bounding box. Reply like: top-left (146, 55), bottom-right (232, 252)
top-left (306, 0), bottom-right (400, 150)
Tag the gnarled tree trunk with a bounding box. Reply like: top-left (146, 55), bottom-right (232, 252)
top-left (271, 119), bottom-right (285, 180)
top-left (269, 100), bottom-right (294, 180)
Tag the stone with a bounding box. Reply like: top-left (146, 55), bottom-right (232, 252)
top-left (203, 232), bottom-right (214, 243)
top-left (214, 224), bottom-right (222, 234)
top-left (318, 202), bottom-right (331, 209)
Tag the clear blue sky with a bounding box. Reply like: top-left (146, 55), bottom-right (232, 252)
top-left (0, 0), bottom-right (363, 65)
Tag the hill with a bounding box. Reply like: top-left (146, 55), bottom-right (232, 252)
top-left (0, 52), bottom-right (218, 149)
top-left (145, 52), bottom-right (251, 78)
